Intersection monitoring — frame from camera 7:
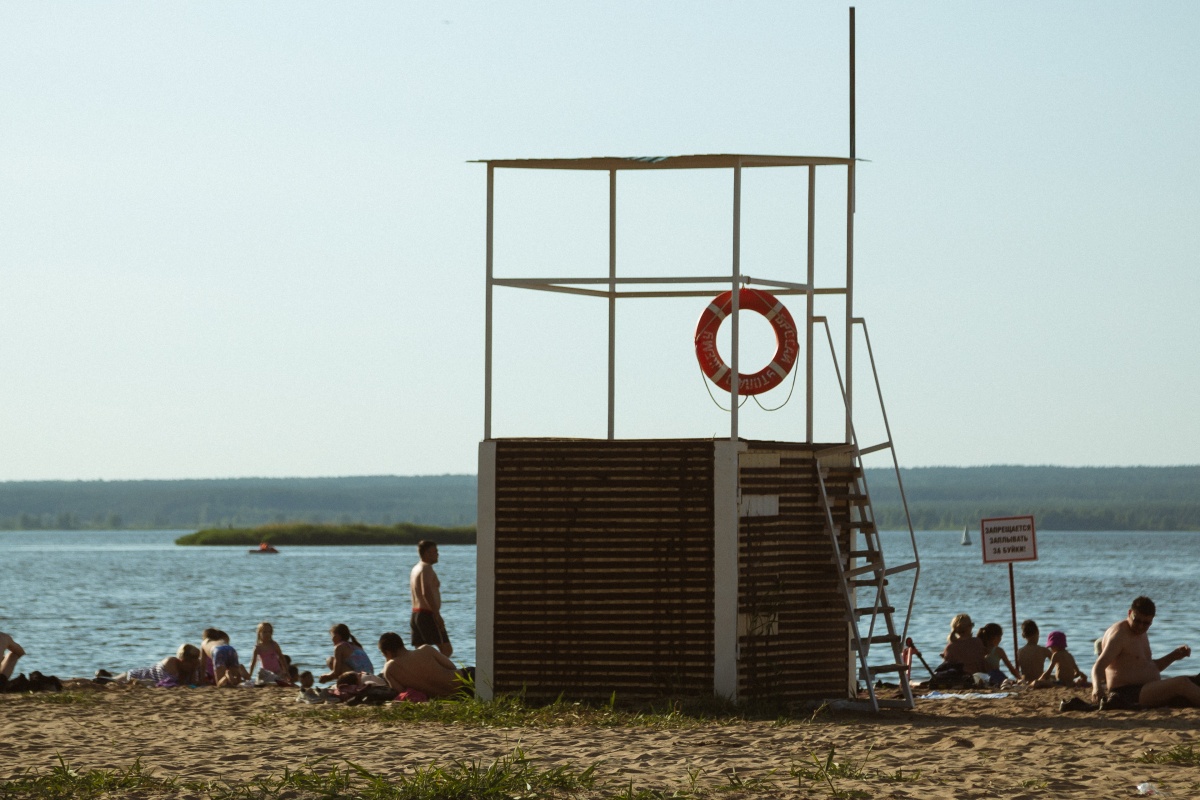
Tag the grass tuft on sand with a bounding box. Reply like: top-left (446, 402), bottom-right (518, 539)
top-left (0, 749), bottom-right (597, 800)
top-left (290, 690), bottom-right (763, 730)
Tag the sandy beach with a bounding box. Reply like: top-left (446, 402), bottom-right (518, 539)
top-left (2, 683), bottom-right (1198, 798)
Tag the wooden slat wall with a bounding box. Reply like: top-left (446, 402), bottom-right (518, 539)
top-left (492, 439), bottom-right (716, 702)
top-left (737, 442), bottom-right (853, 703)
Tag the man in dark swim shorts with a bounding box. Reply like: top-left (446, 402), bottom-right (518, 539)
top-left (410, 540), bottom-right (452, 656)
top-left (1092, 596), bottom-right (1200, 709)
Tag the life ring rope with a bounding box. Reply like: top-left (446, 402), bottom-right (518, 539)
top-left (693, 287), bottom-right (799, 397)
top-left (698, 351), bottom-right (800, 412)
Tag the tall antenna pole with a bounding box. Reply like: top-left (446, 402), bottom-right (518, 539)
top-left (849, 6), bottom-right (856, 161)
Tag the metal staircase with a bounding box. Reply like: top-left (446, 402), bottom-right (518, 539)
top-left (812, 316), bottom-right (921, 711)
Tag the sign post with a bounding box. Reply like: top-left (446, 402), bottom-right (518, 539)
top-left (980, 515), bottom-right (1038, 674)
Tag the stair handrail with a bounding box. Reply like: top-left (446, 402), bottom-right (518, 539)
top-left (812, 315), bottom-right (921, 646)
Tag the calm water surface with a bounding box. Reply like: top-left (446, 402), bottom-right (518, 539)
top-left (0, 531), bottom-right (476, 678)
top-left (3, 530), bottom-right (1199, 680)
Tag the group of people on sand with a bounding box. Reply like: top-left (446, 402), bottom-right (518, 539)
top-left (99, 618), bottom-right (471, 703)
top-left (938, 596), bottom-right (1200, 711)
top-left (937, 615), bottom-right (1087, 688)
top-left (11, 541), bottom-right (473, 703)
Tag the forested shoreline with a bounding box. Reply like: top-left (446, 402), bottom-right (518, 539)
top-left (1, 466), bottom-right (1197, 532)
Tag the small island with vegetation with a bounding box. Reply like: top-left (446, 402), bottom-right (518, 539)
top-left (175, 521), bottom-right (476, 546)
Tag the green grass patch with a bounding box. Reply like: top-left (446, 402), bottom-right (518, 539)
top-left (1138, 743), bottom-right (1200, 765)
top-left (174, 521), bottom-right (475, 547)
top-left (291, 691), bottom-right (750, 730)
top-left (0, 757), bottom-right (194, 799)
top-left (0, 750), bottom-right (596, 800)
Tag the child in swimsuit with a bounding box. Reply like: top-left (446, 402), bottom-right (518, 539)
top-left (202, 627), bottom-right (249, 687)
top-left (248, 622), bottom-right (291, 685)
top-left (979, 623), bottom-right (1018, 686)
top-left (1016, 619), bottom-right (1052, 682)
top-left (1038, 631), bottom-right (1089, 687)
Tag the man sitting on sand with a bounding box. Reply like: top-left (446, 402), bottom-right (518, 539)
top-left (377, 631), bottom-right (472, 698)
top-left (1091, 596), bottom-right (1199, 709)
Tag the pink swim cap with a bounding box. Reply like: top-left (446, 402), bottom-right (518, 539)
top-left (1046, 631), bottom-right (1067, 649)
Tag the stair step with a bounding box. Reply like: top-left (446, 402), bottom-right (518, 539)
top-left (847, 549), bottom-right (880, 559)
top-left (860, 663), bottom-right (906, 676)
top-left (843, 562), bottom-right (883, 579)
top-left (854, 605), bottom-right (895, 616)
top-left (849, 578), bottom-right (888, 589)
top-left (874, 698), bottom-right (915, 709)
top-left (862, 634), bottom-right (901, 645)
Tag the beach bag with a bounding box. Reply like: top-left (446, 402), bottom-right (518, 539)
top-left (928, 662), bottom-right (972, 690)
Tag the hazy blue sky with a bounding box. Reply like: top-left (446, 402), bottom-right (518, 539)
top-left (2, 2), bottom-right (1196, 481)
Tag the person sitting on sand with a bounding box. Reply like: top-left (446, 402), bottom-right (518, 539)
top-left (201, 628), bottom-right (248, 687)
top-left (0, 631), bottom-right (24, 679)
top-left (1091, 596), bottom-right (1199, 709)
top-left (377, 631), bottom-right (472, 698)
top-left (1017, 619), bottom-right (1051, 681)
top-left (248, 622), bottom-right (290, 684)
top-left (1037, 631), bottom-right (1088, 687)
top-left (335, 671), bottom-right (389, 688)
top-left (318, 624), bottom-right (374, 683)
top-left (979, 623), bottom-right (1018, 685)
top-left (938, 613), bottom-right (987, 676)
top-left (112, 644), bottom-right (203, 686)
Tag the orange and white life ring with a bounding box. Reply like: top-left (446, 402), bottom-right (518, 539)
top-left (694, 287), bottom-right (799, 396)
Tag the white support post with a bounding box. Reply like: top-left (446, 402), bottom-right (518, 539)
top-left (484, 165), bottom-right (495, 441)
top-left (608, 169), bottom-right (617, 440)
top-left (844, 162), bottom-right (854, 444)
top-left (806, 165), bottom-right (816, 444)
top-left (475, 441), bottom-right (497, 700)
top-left (730, 164), bottom-right (742, 443)
top-left (712, 439), bottom-right (743, 702)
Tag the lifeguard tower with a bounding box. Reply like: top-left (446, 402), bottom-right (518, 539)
top-left (473, 151), bottom-right (920, 711)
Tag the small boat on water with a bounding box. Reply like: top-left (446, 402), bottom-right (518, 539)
top-left (250, 541), bottom-right (280, 555)
top-left (961, 526), bottom-right (971, 546)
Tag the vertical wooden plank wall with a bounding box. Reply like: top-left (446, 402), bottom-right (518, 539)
top-left (491, 439), bottom-right (716, 702)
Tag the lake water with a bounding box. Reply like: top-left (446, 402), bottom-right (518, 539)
top-left (3, 530), bottom-right (1199, 682)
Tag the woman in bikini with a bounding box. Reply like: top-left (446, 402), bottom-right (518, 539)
top-left (318, 623), bottom-right (374, 682)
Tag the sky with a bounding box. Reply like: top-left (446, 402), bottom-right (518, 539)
top-left (2, 2), bottom-right (1197, 481)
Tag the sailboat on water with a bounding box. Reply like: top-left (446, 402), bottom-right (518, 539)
top-left (961, 526), bottom-right (971, 546)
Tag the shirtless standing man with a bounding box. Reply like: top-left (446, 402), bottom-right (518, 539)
top-left (410, 540), bottom-right (452, 657)
top-left (1091, 596), bottom-right (1200, 708)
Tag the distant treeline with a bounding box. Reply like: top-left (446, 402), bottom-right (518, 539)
top-left (867, 465), bottom-right (1200, 531)
top-left (2, 466), bottom-right (1198, 532)
top-left (0, 475), bottom-right (476, 530)
top-left (176, 522), bottom-right (476, 546)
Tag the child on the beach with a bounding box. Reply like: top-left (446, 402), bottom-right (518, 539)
top-left (1016, 619), bottom-right (1051, 681)
top-left (1037, 631), bottom-right (1089, 687)
top-left (202, 628), bottom-right (249, 688)
top-left (248, 622), bottom-right (290, 684)
top-left (979, 623), bottom-right (1018, 685)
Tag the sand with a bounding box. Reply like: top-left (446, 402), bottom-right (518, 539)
top-left (2, 682), bottom-right (1197, 798)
